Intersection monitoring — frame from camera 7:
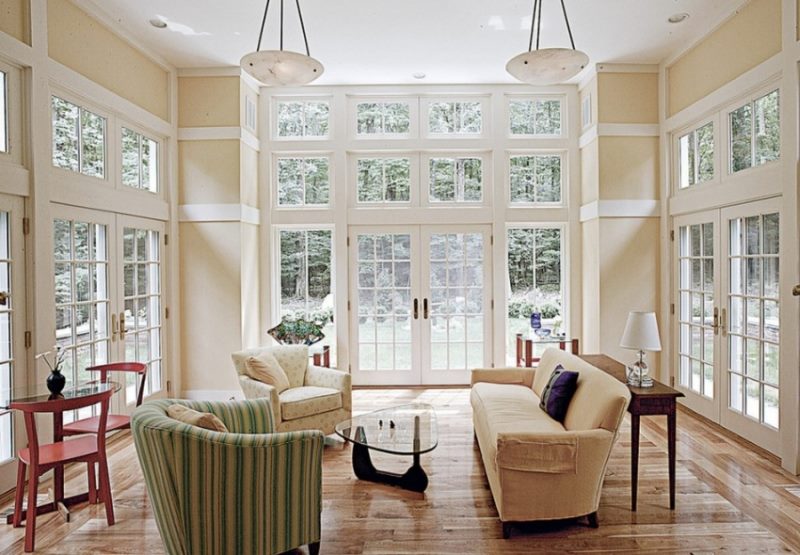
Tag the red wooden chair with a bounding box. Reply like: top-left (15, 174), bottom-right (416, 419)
top-left (12, 387), bottom-right (115, 552)
top-left (62, 362), bottom-right (147, 436)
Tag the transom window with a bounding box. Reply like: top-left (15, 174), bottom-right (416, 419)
top-left (0, 71), bottom-right (7, 153)
top-left (678, 122), bottom-right (714, 189)
top-left (51, 96), bottom-right (106, 179)
top-left (357, 157), bottom-right (411, 203)
top-left (428, 101), bottom-right (482, 135)
top-left (277, 157), bottom-right (330, 207)
top-left (428, 157), bottom-right (482, 203)
top-left (509, 154), bottom-right (562, 204)
top-left (357, 102), bottom-right (411, 136)
top-left (729, 89), bottom-right (779, 174)
top-left (121, 127), bottom-right (159, 193)
top-left (276, 100), bottom-right (330, 138)
top-left (509, 98), bottom-right (562, 136)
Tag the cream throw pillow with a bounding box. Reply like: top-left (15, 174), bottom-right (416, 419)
top-left (245, 352), bottom-right (291, 392)
top-left (167, 404), bottom-right (229, 432)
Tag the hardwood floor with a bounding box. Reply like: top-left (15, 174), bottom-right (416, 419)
top-left (0, 388), bottom-right (798, 553)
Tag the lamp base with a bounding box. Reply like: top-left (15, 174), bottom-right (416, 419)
top-left (626, 356), bottom-right (654, 388)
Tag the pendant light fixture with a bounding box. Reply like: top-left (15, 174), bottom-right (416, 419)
top-left (506, 0), bottom-right (588, 86)
top-left (240, 0), bottom-right (324, 87)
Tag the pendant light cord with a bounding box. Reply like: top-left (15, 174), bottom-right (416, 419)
top-left (560, 0), bottom-right (577, 50)
top-left (527, 0), bottom-right (539, 52)
top-left (527, 0), bottom-right (578, 52)
top-left (254, 0), bottom-right (311, 55)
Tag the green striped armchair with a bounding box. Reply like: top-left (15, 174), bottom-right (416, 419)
top-left (131, 398), bottom-right (323, 555)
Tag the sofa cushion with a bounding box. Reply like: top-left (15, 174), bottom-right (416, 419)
top-left (268, 345), bottom-right (309, 388)
top-left (245, 352), bottom-right (291, 392)
top-left (279, 386), bottom-right (342, 421)
top-left (539, 365), bottom-right (579, 423)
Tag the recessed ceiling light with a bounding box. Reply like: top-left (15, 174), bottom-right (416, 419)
top-left (149, 18), bottom-right (168, 29)
top-left (668, 13), bottom-right (689, 24)
top-left (412, 72), bottom-right (426, 79)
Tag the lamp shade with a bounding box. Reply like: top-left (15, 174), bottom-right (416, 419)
top-left (620, 311), bottom-right (662, 352)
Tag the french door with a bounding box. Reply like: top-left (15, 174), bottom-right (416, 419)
top-left (53, 205), bottom-right (166, 420)
top-left (673, 198), bottom-right (781, 453)
top-left (0, 194), bottom-right (27, 493)
top-left (349, 225), bottom-right (492, 385)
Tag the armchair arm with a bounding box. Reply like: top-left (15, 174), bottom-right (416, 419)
top-left (471, 367), bottom-right (536, 387)
top-left (305, 365), bottom-right (352, 411)
top-left (495, 429), bottom-right (613, 474)
top-left (238, 375), bottom-right (281, 427)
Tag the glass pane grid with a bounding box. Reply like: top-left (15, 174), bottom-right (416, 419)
top-left (509, 98), bottom-right (562, 136)
top-left (0, 210), bottom-right (14, 462)
top-left (428, 157), bottom-right (482, 203)
top-left (509, 154), bottom-right (561, 204)
top-left (51, 96), bottom-right (106, 179)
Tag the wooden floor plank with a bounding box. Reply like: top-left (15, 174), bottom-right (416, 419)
top-left (0, 388), bottom-right (797, 553)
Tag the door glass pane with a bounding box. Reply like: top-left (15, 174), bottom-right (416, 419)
top-left (727, 212), bottom-right (779, 428)
top-left (355, 233), bottom-right (411, 372)
top-left (677, 222), bottom-right (714, 398)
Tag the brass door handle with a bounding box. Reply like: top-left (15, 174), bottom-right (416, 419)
top-left (111, 313), bottom-right (118, 341)
top-left (423, 298), bottom-right (429, 319)
top-left (413, 298), bottom-right (419, 320)
top-left (712, 307), bottom-right (720, 335)
top-left (119, 311), bottom-right (127, 339)
top-left (0, 291), bottom-right (7, 306)
top-left (794, 284), bottom-right (800, 296)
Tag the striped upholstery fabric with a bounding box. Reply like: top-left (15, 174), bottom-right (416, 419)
top-left (132, 398), bottom-right (323, 555)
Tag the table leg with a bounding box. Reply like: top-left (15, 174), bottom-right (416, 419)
top-left (630, 413), bottom-right (640, 512)
top-left (668, 407), bottom-right (677, 510)
top-left (350, 426), bottom-right (429, 493)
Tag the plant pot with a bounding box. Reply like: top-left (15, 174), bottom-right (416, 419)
top-left (47, 370), bottom-right (66, 395)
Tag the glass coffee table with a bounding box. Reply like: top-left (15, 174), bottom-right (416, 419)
top-left (335, 403), bottom-right (437, 492)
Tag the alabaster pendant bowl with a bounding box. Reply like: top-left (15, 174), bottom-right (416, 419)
top-left (241, 50), bottom-right (324, 86)
top-left (506, 47), bottom-right (589, 86)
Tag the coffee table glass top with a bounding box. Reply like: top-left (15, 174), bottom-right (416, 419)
top-left (335, 403), bottom-right (438, 456)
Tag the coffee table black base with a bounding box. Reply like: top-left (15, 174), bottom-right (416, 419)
top-left (351, 442), bottom-right (429, 493)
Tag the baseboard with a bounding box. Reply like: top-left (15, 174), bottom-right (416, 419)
top-left (181, 390), bottom-right (244, 401)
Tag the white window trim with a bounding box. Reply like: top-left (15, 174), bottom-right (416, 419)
top-left (0, 59), bottom-right (23, 166)
top-left (420, 150), bottom-right (492, 208)
top-left (506, 150), bottom-right (568, 208)
top-left (347, 95), bottom-right (419, 140)
top-left (420, 95), bottom-right (491, 140)
top-left (504, 93), bottom-right (566, 139)
top-left (271, 151), bottom-right (334, 210)
top-left (271, 95), bottom-right (334, 142)
top-left (671, 116), bottom-right (720, 195)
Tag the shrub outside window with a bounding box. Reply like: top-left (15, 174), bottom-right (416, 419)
top-left (52, 96), bottom-right (106, 179)
top-left (122, 127), bottom-right (159, 193)
top-left (678, 122), bottom-right (714, 189)
top-left (509, 154), bottom-right (561, 204)
top-left (429, 157), bottom-right (482, 203)
top-left (509, 98), bottom-right (562, 136)
top-left (276, 101), bottom-right (330, 138)
top-left (356, 158), bottom-right (411, 203)
top-left (428, 101), bottom-right (482, 135)
top-left (277, 157), bottom-right (330, 207)
top-left (357, 102), bottom-right (411, 136)
top-left (729, 90), bottom-right (779, 174)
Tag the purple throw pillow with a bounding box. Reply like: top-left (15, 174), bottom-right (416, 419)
top-left (539, 364), bottom-right (579, 423)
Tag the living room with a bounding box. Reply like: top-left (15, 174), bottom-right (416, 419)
top-left (0, 0), bottom-right (798, 553)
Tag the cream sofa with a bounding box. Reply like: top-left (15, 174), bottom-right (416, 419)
top-left (231, 345), bottom-right (351, 435)
top-left (470, 348), bottom-right (630, 537)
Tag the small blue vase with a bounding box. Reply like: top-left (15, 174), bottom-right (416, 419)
top-left (47, 369), bottom-right (66, 395)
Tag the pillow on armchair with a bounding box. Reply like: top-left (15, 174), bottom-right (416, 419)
top-left (245, 352), bottom-right (290, 392)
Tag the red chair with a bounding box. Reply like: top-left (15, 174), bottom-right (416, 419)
top-left (62, 362), bottom-right (147, 436)
top-left (12, 387), bottom-right (115, 552)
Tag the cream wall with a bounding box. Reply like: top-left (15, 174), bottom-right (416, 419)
top-left (598, 72), bottom-right (659, 124)
top-left (598, 137), bottom-right (660, 200)
top-left (178, 140), bottom-right (242, 205)
top-left (0, 0), bottom-right (29, 44)
top-left (667, 0), bottom-right (781, 116)
top-left (178, 76), bottom-right (240, 128)
top-left (46, 0), bottom-right (170, 120)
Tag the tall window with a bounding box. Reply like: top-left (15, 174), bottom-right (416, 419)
top-left (729, 89), bottom-right (779, 174)
top-left (357, 102), bottom-right (411, 136)
top-left (276, 101), bottom-right (330, 138)
top-left (428, 101), bottom-right (482, 135)
top-left (678, 122), bottom-right (714, 189)
top-left (357, 157), bottom-right (411, 203)
top-left (53, 219), bottom-right (110, 393)
top-left (506, 227), bottom-right (564, 363)
top-left (277, 229), bottom-right (335, 360)
top-left (121, 128), bottom-right (159, 193)
top-left (428, 157), bottom-right (482, 203)
top-left (0, 71), bottom-right (7, 153)
top-left (509, 98), bottom-right (562, 136)
top-left (277, 157), bottom-right (330, 207)
top-left (51, 96), bottom-right (106, 178)
top-left (509, 154), bottom-right (562, 204)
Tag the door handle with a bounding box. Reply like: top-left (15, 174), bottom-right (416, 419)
top-left (423, 298), bottom-right (429, 319)
top-left (111, 313), bottom-right (118, 341)
top-left (712, 307), bottom-right (720, 335)
top-left (413, 298), bottom-right (419, 320)
top-left (0, 291), bottom-right (7, 306)
top-left (794, 284), bottom-right (800, 296)
top-left (119, 311), bottom-right (127, 339)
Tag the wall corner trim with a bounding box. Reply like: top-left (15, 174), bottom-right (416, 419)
top-left (579, 200), bottom-right (661, 222)
top-left (179, 204), bottom-right (261, 225)
top-left (178, 127), bottom-right (261, 151)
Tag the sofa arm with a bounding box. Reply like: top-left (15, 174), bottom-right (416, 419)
top-left (495, 429), bottom-right (613, 474)
top-left (471, 367), bottom-right (536, 387)
top-left (238, 376), bottom-right (281, 426)
top-left (305, 365), bottom-right (352, 411)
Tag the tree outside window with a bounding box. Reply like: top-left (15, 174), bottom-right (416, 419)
top-left (429, 157), bottom-right (482, 202)
top-left (122, 127), bottom-right (159, 193)
top-left (357, 102), bottom-right (410, 135)
top-left (51, 96), bottom-right (106, 179)
top-left (730, 90), bottom-right (779, 174)
top-left (357, 158), bottom-right (411, 203)
top-left (509, 99), bottom-right (561, 136)
top-left (429, 101), bottom-right (482, 134)
top-left (509, 155), bottom-right (561, 204)
top-left (277, 101), bottom-right (330, 138)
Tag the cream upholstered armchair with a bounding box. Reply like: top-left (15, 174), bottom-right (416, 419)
top-left (131, 398), bottom-right (323, 555)
top-left (231, 344), bottom-right (351, 434)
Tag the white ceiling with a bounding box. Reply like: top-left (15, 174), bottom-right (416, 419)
top-left (88, 0), bottom-right (741, 85)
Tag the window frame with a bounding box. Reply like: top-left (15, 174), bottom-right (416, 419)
top-left (724, 85), bottom-right (781, 177)
top-left (271, 96), bottom-right (333, 142)
top-left (506, 150), bottom-right (567, 208)
top-left (673, 117), bottom-right (718, 192)
top-left (420, 150), bottom-right (491, 207)
top-left (421, 96), bottom-right (490, 139)
top-left (272, 151), bottom-right (334, 210)
top-left (505, 94), bottom-right (566, 139)
top-left (349, 151), bottom-right (420, 207)
top-left (50, 90), bottom-right (110, 182)
top-left (118, 121), bottom-right (163, 196)
top-left (348, 96), bottom-right (419, 140)
top-left (0, 59), bottom-right (22, 166)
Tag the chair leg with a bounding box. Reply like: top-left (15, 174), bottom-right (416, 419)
top-left (87, 462), bottom-right (97, 504)
top-left (308, 541), bottom-right (321, 555)
top-left (24, 472), bottom-right (38, 552)
top-left (13, 462), bottom-right (26, 527)
top-left (98, 456), bottom-right (115, 526)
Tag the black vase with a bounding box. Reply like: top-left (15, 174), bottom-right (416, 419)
top-left (47, 370), bottom-right (66, 395)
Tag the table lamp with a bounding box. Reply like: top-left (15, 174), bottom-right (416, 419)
top-left (620, 311), bottom-right (661, 387)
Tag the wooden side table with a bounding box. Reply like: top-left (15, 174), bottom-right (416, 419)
top-left (515, 335), bottom-right (579, 367)
top-left (579, 354), bottom-right (684, 511)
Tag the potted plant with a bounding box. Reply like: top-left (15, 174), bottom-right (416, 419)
top-left (268, 314), bottom-right (326, 345)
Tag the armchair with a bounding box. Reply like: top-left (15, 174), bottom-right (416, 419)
top-left (231, 345), bottom-right (351, 434)
top-left (131, 398), bottom-right (323, 555)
